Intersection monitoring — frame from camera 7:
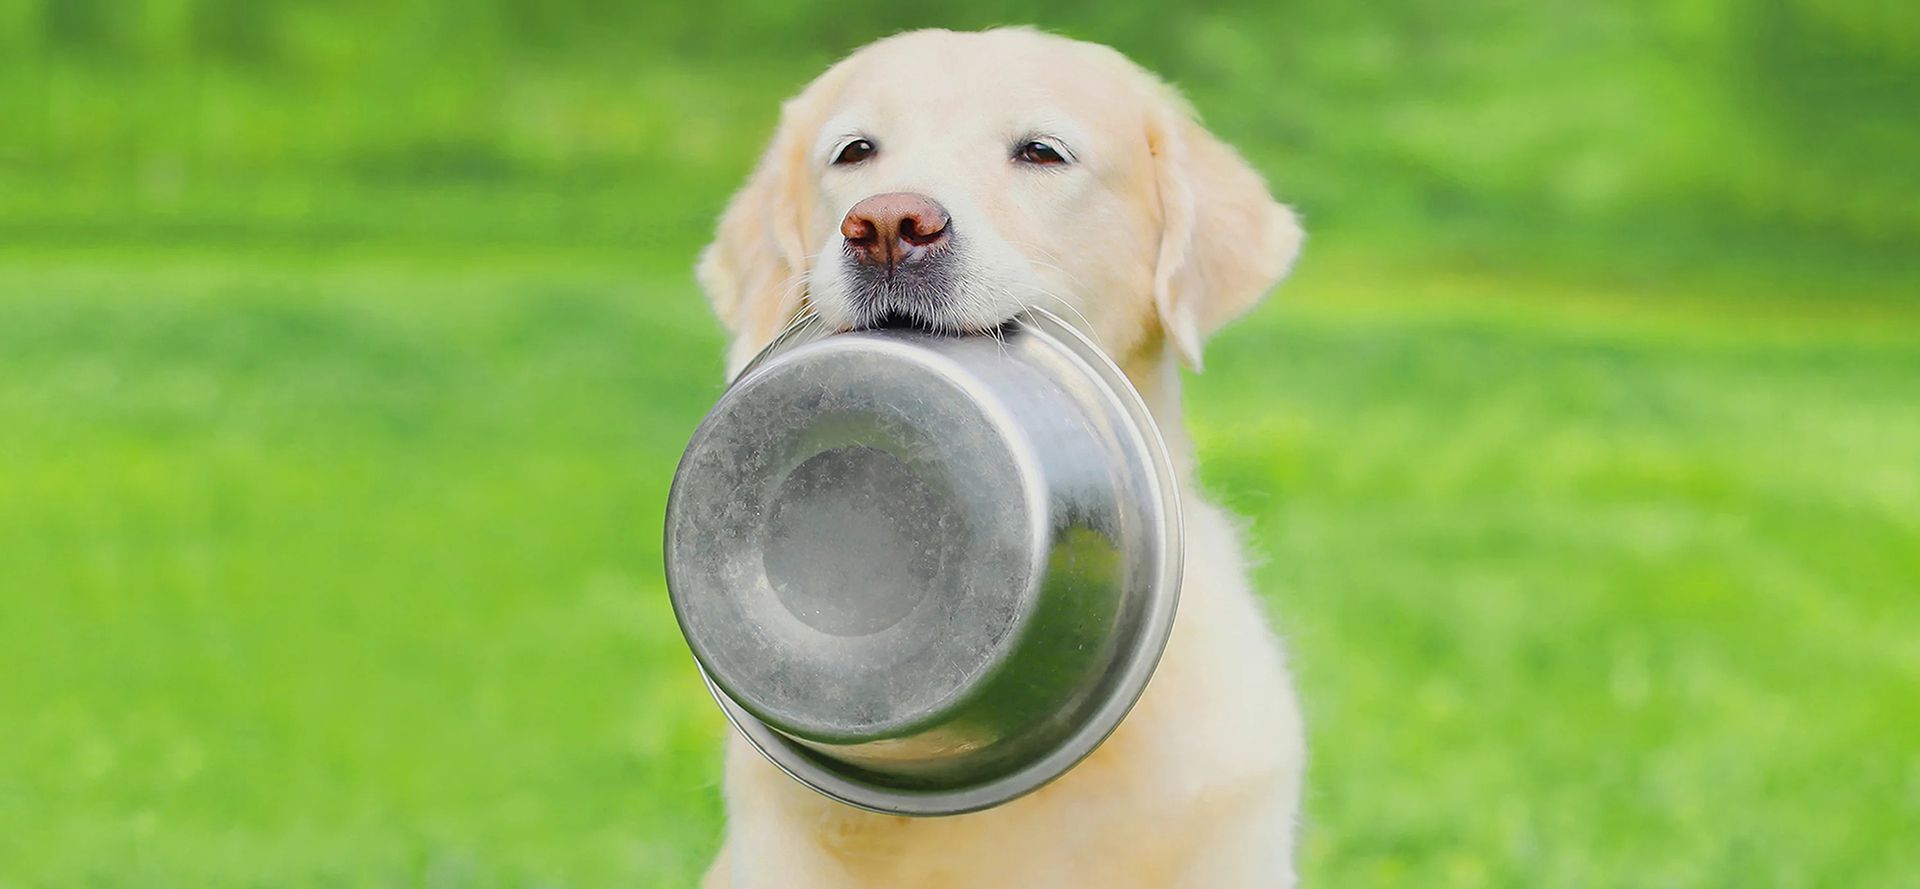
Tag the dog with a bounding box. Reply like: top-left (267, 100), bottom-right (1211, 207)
top-left (694, 27), bottom-right (1305, 888)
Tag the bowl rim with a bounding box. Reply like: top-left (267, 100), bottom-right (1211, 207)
top-left (679, 308), bottom-right (1184, 817)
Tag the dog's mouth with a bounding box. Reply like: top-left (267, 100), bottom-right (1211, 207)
top-left (847, 310), bottom-right (1019, 340)
top-left (860, 310), bottom-right (981, 333)
top-left (863, 310), bottom-right (932, 332)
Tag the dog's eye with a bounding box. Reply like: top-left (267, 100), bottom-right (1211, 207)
top-left (833, 138), bottom-right (876, 166)
top-left (1013, 140), bottom-right (1068, 166)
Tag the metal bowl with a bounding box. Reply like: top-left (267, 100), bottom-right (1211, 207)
top-left (663, 310), bottom-right (1181, 816)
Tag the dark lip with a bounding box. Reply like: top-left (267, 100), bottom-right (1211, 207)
top-left (843, 311), bottom-right (1018, 338)
top-left (856, 310), bottom-right (943, 332)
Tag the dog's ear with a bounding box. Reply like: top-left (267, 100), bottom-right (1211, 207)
top-left (1147, 95), bottom-right (1303, 370)
top-left (697, 88), bottom-right (826, 371)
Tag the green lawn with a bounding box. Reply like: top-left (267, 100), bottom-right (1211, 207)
top-left (1, 220), bottom-right (1916, 887)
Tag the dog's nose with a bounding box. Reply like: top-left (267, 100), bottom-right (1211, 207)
top-left (841, 192), bottom-right (951, 268)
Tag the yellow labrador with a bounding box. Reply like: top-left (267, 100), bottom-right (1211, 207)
top-left (696, 27), bottom-right (1305, 889)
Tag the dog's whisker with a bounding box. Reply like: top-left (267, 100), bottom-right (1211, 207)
top-left (1015, 283), bottom-right (1105, 352)
top-left (994, 238), bottom-right (1106, 346)
top-left (795, 311), bottom-right (828, 342)
top-left (769, 268), bottom-right (821, 325)
top-left (773, 306), bottom-right (817, 343)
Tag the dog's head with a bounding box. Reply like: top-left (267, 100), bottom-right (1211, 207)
top-left (699, 27), bottom-right (1301, 374)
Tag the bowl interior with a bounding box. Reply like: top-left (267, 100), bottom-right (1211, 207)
top-left (666, 336), bottom-right (1047, 742)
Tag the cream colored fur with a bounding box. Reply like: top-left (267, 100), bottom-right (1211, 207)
top-left (695, 27), bottom-right (1305, 888)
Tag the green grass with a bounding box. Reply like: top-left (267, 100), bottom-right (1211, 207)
top-left (0, 243), bottom-right (730, 885)
top-left (2, 214), bottom-right (1916, 886)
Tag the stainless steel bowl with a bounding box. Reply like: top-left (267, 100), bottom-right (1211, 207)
top-left (664, 310), bottom-right (1181, 816)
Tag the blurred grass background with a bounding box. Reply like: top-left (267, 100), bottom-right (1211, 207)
top-left (2, 1), bottom-right (1917, 886)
